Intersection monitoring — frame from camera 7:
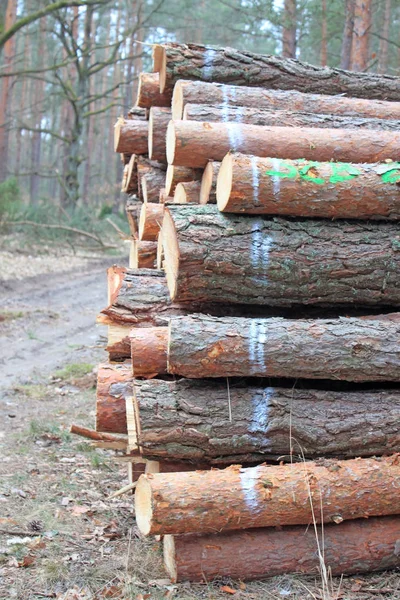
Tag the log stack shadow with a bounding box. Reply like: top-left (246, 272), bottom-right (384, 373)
top-left (74, 42), bottom-right (400, 583)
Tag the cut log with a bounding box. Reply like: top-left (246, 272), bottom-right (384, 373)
top-left (164, 516), bottom-right (400, 582)
top-left (96, 362), bottom-right (132, 434)
top-left (138, 204), bottom-right (164, 241)
top-left (120, 153), bottom-right (131, 165)
top-left (121, 164), bottom-right (129, 193)
top-left (136, 157), bottom-right (166, 201)
top-left (165, 165), bottom-right (203, 196)
top-left (133, 378), bottom-right (400, 462)
top-left (183, 102), bottom-right (400, 131)
top-left (71, 424), bottom-right (127, 445)
top-left (167, 314), bottom-right (400, 381)
top-left (199, 161), bottom-right (219, 204)
top-left (127, 106), bottom-right (147, 120)
top-left (161, 205), bottom-right (400, 307)
top-left (130, 239), bottom-right (157, 269)
top-left (173, 181), bottom-right (201, 204)
top-left (125, 199), bottom-right (140, 237)
top-left (173, 81), bottom-right (400, 121)
top-left (135, 455), bottom-right (400, 535)
top-left (166, 120), bottom-right (400, 168)
top-left (122, 154), bottom-right (138, 195)
top-left (157, 42), bottom-right (400, 100)
top-left (114, 117), bottom-right (148, 154)
top-left (136, 72), bottom-right (172, 109)
top-left (217, 154), bottom-right (400, 219)
top-left (148, 107), bottom-right (171, 162)
top-left (159, 187), bottom-right (173, 204)
top-left (101, 267), bottom-right (274, 326)
top-left (130, 327), bottom-right (168, 377)
top-left (106, 323), bottom-right (131, 359)
top-left (141, 168), bottom-right (166, 203)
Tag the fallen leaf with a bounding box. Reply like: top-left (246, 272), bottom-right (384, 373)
top-left (220, 586), bottom-right (237, 595)
top-left (19, 555), bottom-right (35, 568)
top-left (70, 505), bottom-right (90, 515)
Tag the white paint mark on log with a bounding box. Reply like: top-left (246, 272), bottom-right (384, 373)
top-left (202, 48), bottom-right (217, 81)
top-left (248, 319), bottom-right (258, 367)
top-left (271, 158), bottom-right (281, 201)
top-left (256, 322), bottom-right (267, 367)
top-left (249, 387), bottom-right (273, 436)
top-left (251, 156), bottom-right (260, 205)
top-left (240, 466), bottom-right (261, 512)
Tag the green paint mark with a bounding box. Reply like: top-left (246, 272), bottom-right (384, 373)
top-left (299, 162), bottom-right (325, 185)
top-left (265, 160), bottom-right (298, 179)
top-left (265, 160), bottom-right (361, 186)
top-left (329, 163), bottom-right (361, 183)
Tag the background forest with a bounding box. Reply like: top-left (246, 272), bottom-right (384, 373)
top-left (0, 0), bottom-right (399, 235)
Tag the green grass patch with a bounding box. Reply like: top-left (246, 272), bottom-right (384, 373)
top-left (15, 384), bottom-right (49, 400)
top-left (0, 310), bottom-right (24, 322)
top-left (54, 362), bottom-right (94, 381)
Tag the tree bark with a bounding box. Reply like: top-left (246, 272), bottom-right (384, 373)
top-left (130, 239), bottom-right (157, 269)
top-left (114, 117), bottom-right (148, 154)
top-left (137, 156), bottom-right (166, 201)
top-left (139, 203), bottom-right (164, 241)
top-left (159, 188), bottom-right (173, 203)
top-left (155, 42), bottom-right (400, 100)
top-left (125, 198), bottom-right (141, 237)
top-left (0, 0), bottom-right (16, 182)
top-left (174, 181), bottom-right (201, 204)
top-left (130, 327), bottom-right (168, 377)
top-left (182, 103), bottom-right (399, 131)
top-left (136, 72), bottom-right (172, 108)
top-left (166, 314), bottom-right (400, 381)
top-left (282, 0), bottom-right (297, 59)
top-left (161, 205), bottom-right (400, 307)
top-left (165, 165), bottom-right (203, 196)
top-left (148, 107), bottom-right (171, 162)
top-left (141, 167), bottom-right (166, 203)
top-left (341, 0), bottom-right (355, 70)
top-left (106, 323), bottom-right (131, 360)
top-left (96, 362), bottom-right (132, 434)
top-left (350, 0), bottom-right (372, 71)
top-left (164, 516), bottom-right (400, 582)
top-left (200, 161), bottom-right (219, 204)
top-left (127, 107), bottom-right (147, 121)
top-left (378, 0), bottom-right (391, 74)
top-left (166, 121), bottom-right (400, 168)
top-left (134, 378), bottom-right (400, 463)
top-left (172, 80), bottom-right (400, 121)
top-left (217, 154), bottom-right (400, 219)
top-left (135, 455), bottom-right (400, 536)
top-left (320, 0), bottom-right (327, 66)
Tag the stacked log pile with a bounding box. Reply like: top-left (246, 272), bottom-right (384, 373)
top-left (74, 42), bottom-right (400, 584)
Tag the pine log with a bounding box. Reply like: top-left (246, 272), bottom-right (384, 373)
top-left (217, 154), bottom-right (400, 219)
top-left (122, 154), bottom-right (138, 195)
top-left (96, 362), bottom-right (132, 433)
top-left (167, 314), bottom-right (400, 381)
top-left (136, 157), bottom-right (167, 201)
top-left (165, 165), bottom-right (203, 196)
top-left (173, 181), bottom-right (201, 204)
top-left (157, 43), bottom-right (400, 100)
top-left (106, 323), bottom-right (131, 359)
top-left (130, 239), bottom-right (157, 269)
top-left (130, 327), bottom-right (168, 377)
top-left (125, 199), bottom-right (140, 237)
top-left (138, 203), bottom-right (164, 241)
top-left (183, 102), bottom-right (400, 131)
top-left (148, 107), bottom-right (171, 162)
top-left (101, 267), bottom-right (273, 326)
top-left (71, 424), bottom-right (127, 445)
top-left (120, 153), bottom-right (131, 165)
top-left (135, 455), bottom-right (400, 535)
top-left (166, 121), bottom-right (400, 168)
top-left (173, 81), bottom-right (400, 121)
top-left (159, 188), bottom-right (173, 204)
top-left (114, 118), bottom-right (148, 154)
top-left (164, 516), bottom-right (400, 582)
top-left (133, 378), bottom-right (400, 463)
top-left (127, 106), bottom-right (147, 120)
top-left (141, 168), bottom-right (166, 203)
top-left (161, 205), bottom-right (400, 307)
top-left (121, 164), bottom-right (129, 193)
top-left (199, 161), bottom-right (219, 204)
top-left (136, 72), bottom-right (172, 109)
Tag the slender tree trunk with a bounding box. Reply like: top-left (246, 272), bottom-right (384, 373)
top-left (350, 0), bottom-right (372, 71)
top-left (321, 0), bottom-right (327, 66)
top-left (378, 0), bottom-right (391, 74)
top-left (30, 17), bottom-right (45, 204)
top-left (282, 0), bottom-right (296, 58)
top-left (341, 0), bottom-right (355, 69)
top-left (0, 0), bottom-right (16, 182)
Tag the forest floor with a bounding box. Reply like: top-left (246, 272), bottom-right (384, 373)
top-left (0, 240), bottom-right (400, 600)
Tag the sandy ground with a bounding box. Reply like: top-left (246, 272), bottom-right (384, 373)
top-left (0, 250), bottom-right (399, 599)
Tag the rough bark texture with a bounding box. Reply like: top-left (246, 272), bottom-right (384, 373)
top-left (165, 516), bottom-right (400, 582)
top-left (165, 165), bottom-right (203, 196)
top-left (172, 80), bottom-right (400, 121)
top-left (134, 377), bottom-right (400, 463)
top-left (282, 0), bottom-right (297, 59)
top-left (136, 72), bottom-right (172, 108)
top-left (106, 324), bottom-right (131, 360)
top-left (141, 167), bottom-right (166, 203)
top-left (127, 106), bottom-right (147, 120)
top-left (125, 199), bottom-right (140, 236)
top-left (130, 239), bottom-right (157, 269)
top-left (183, 103), bottom-right (400, 131)
top-left (217, 154), bottom-right (400, 219)
top-left (351, 0), bottom-right (372, 72)
top-left (135, 455), bottom-right (400, 535)
top-left (200, 161), bottom-right (219, 204)
top-left (130, 327), bottom-right (168, 377)
top-left (174, 181), bottom-right (201, 204)
top-left (167, 121), bottom-right (400, 168)
top-left (157, 42), bottom-right (400, 100)
top-left (167, 314), bottom-right (400, 381)
top-left (114, 118), bottom-right (148, 154)
top-left (139, 203), bottom-right (164, 241)
top-left (148, 107), bottom-right (171, 162)
top-left (96, 362), bottom-right (132, 434)
top-left (136, 157), bottom-right (167, 201)
top-left (162, 205), bottom-right (400, 307)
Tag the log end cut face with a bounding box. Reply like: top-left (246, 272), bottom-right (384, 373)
top-left (171, 81), bottom-right (184, 120)
top-left (166, 121), bottom-right (176, 165)
top-left (159, 47), bottom-right (168, 93)
top-left (161, 208), bottom-right (180, 299)
top-left (163, 535), bottom-right (177, 582)
top-left (135, 475), bottom-right (153, 535)
top-left (114, 118), bottom-right (124, 153)
top-left (148, 108), bottom-right (155, 159)
top-left (174, 183), bottom-right (187, 204)
top-left (200, 160), bottom-right (215, 205)
top-left (216, 153), bottom-right (233, 211)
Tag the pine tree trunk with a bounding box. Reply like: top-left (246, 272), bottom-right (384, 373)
top-left (0, 0), bottom-right (16, 182)
top-left (341, 0), bottom-right (355, 69)
top-left (282, 0), bottom-right (297, 58)
top-left (350, 0), bottom-right (372, 71)
top-left (320, 0), bottom-right (327, 66)
top-left (378, 0), bottom-right (391, 74)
